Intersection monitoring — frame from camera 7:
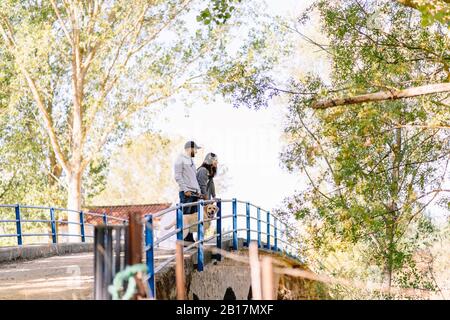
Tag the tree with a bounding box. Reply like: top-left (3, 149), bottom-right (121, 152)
top-left (0, 107), bottom-right (65, 206)
top-left (0, 0), bottom-right (251, 237)
top-left (1, 48), bottom-right (64, 246)
top-left (277, 0), bottom-right (449, 292)
top-left (309, 0), bottom-right (450, 112)
top-left (0, 101), bottom-right (107, 246)
top-left (216, 0), bottom-right (449, 294)
top-left (0, 43), bottom-right (106, 207)
top-left (397, 0), bottom-right (450, 26)
top-left (89, 133), bottom-right (181, 205)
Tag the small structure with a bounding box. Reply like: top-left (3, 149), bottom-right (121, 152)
top-left (55, 203), bottom-right (171, 242)
top-left (84, 203), bottom-right (172, 226)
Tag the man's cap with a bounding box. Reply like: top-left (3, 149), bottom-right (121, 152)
top-left (184, 141), bottom-right (201, 150)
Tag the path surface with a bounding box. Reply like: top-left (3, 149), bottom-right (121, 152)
top-left (0, 247), bottom-right (191, 300)
top-left (0, 252), bottom-right (94, 300)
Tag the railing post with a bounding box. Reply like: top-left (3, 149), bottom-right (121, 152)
top-left (114, 226), bottom-right (122, 275)
top-left (245, 202), bottom-right (250, 247)
top-left (127, 213), bottom-right (143, 266)
top-left (266, 211), bottom-right (270, 250)
top-left (94, 226), bottom-right (106, 299)
top-left (15, 204), bottom-right (22, 246)
top-left (176, 204), bottom-right (183, 241)
top-left (104, 227), bottom-right (113, 299)
top-left (145, 215), bottom-right (155, 299)
top-left (50, 208), bottom-right (57, 244)
top-left (257, 207), bottom-right (261, 248)
top-left (274, 217), bottom-right (278, 251)
top-left (232, 198), bottom-right (238, 250)
top-left (216, 200), bottom-right (222, 261)
top-left (103, 212), bottom-right (108, 225)
top-left (124, 223), bottom-right (129, 267)
top-left (197, 201), bottom-right (204, 272)
top-left (79, 211), bottom-right (86, 243)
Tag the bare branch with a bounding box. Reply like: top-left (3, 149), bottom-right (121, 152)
top-left (0, 171), bottom-right (17, 199)
top-left (395, 124), bottom-right (450, 130)
top-left (49, 0), bottom-right (73, 45)
top-left (80, 77), bottom-right (197, 171)
top-left (312, 83), bottom-right (450, 109)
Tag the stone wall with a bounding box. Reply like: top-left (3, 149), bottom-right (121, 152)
top-left (155, 241), bottom-right (328, 300)
top-left (0, 243), bottom-right (93, 264)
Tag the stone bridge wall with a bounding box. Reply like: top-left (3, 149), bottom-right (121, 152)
top-left (0, 243), bottom-right (93, 264)
top-left (155, 240), bottom-right (328, 300)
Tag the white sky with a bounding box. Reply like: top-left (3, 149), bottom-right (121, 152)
top-left (153, 98), bottom-right (301, 211)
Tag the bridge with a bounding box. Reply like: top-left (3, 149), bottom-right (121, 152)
top-left (0, 200), bottom-right (327, 300)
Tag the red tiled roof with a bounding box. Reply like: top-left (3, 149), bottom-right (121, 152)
top-left (83, 203), bottom-right (172, 225)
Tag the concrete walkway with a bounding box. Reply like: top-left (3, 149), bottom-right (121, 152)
top-left (0, 252), bottom-right (94, 300)
top-left (0, 247), bottom-right (195, 300)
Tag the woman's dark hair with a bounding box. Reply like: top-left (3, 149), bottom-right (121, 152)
top-left (200, 162), bottom-right (217, 178)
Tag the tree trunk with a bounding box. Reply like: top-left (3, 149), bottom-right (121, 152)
top-left (48, 150), bottom-right (62, 186)
top-left (67, 171), bottom-right (82, 242)
top-left (66, 14), bottom-right (84, 243)
top-left (384, 225), bottom-right (395, 293)
top-left (383, 126), bottom-right (403, 294)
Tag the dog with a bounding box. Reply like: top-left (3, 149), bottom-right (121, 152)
top-left (164, 203), bottom-right (219, 240)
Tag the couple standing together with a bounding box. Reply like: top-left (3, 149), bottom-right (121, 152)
top-left (174, 140), bottom-right (218, 242)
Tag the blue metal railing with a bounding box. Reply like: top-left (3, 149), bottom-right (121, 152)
top-left (0, 199), bottom-right (302, 299)
top-left (0, 204), bottom-right (128, 245)
top-left (143, 198), bottom-right (302, 299)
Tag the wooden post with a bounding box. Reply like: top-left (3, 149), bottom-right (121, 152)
top-left (176, 241), bottom-right (186, 300)
top-left (127, 212), bottom-right (143, 265)
top-left (249, 241), bottom-right (262, 300)
top-left (127, 212), bottom-right (147, 299)
top-left (94, 226), bottom-right (106, 300)
top-left (261, 256), bottom-right (274, 300)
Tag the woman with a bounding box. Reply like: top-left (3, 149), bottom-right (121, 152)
top-left (196, 153), bottom-right (218, 200)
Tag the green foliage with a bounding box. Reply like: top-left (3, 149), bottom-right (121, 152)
top-left (0, 98), bottom-right (66, 207)
top-left (207, 19), bottom-right (289, 108)
top-left (400, 0), bottom-right (450, 27)
top-left (197, 0), bottom-right (242, 25)
top-left (212, 0), bottom-right (450, 294)
top-left (89, 133), bottom-right (181, 205)
top-left (277, 0), bottom-right (449, 291)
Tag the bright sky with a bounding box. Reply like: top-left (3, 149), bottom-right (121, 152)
top-left (153, 98), bottom-right (300, 211)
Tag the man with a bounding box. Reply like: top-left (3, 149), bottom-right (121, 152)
top-left (174, 140), bottom-right (202, 242)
